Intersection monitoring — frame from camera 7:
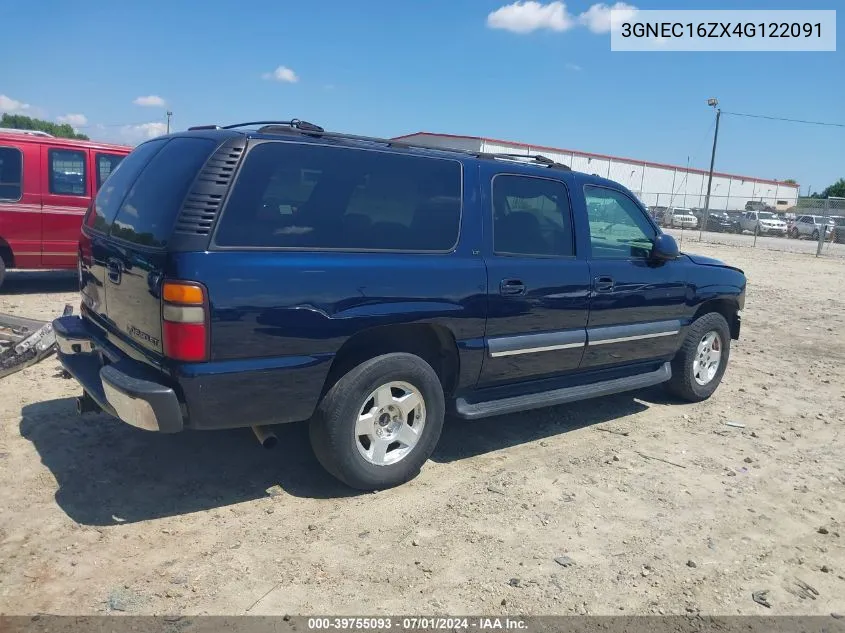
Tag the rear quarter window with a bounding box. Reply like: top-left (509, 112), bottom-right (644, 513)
top-left (214, 142), bottom-right (462, 252)
top-left (87, 139), bottom-right (168, 233)
top-left (109, 137), bottom-right (217, 248)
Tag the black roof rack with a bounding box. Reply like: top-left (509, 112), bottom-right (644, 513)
top-left (188, 118), bottom-right (572, 172)
top-left (188, 119), bottom-right (325, 133)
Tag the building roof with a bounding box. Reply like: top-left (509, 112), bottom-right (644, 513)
top-left (392, 132), bottom-right (798, 190)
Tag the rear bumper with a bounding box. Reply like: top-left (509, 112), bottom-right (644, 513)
top-left (53, 316), bottom-right (183, 433)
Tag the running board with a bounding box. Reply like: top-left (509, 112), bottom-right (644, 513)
top-left (455, 362), bottom-right (672, 420)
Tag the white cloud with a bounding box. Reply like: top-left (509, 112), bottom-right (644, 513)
top-left (578, 2), bottom-right (637, 33)
top-left (0, 94), bottom-right (32, 114)
top-left (486, 1), bottom-right (637, 34)
top-left (56, 113), bottom-right (88, 127)
top-left (133, 95), bottom-right (166, 107)
top-left (262, 66), bottom-right (299, 83)
top-left (487, 1), bottom-right (574, 33)
top-left (118, 122), bottom-right (169, 144)
top-left (565, 62), bottom-right (583, 71)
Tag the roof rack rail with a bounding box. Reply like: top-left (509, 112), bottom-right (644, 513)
top-left (0, 128), bottom-right (54, 138)
top-left (487, 153), bottom-right (572, 171)
top-left (187, 119), bottom-right (573, 173)
top-left (188, 119), bottom-right (325, 133)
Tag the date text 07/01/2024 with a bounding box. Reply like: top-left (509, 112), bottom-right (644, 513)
top-left (306, 617), bottom-right (528, 630)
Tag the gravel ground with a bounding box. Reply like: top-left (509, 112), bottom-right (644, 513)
top-left (0, 243), bottom-right (843, 617)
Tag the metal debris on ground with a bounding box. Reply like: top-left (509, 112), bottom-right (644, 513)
top-left (0, 305), bottom-right (73, 380)
top-left (789, 578), bottom-right (819, 600)
top-left (752, 590), bottom-right (771, 608)
top-left (635, 451), bottom-right (687, 469)
top-left (554, 555), bottom-right (576, 568)
top-left (725, 421), bottom-right (746, 428)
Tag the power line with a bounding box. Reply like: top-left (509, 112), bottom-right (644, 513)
top-left (722, 111), bottom-right (845, 128)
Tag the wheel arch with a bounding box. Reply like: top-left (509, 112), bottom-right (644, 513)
top-left (693, 297), bottom-right (740, 340)
top-left (0, 237), bottom-right (14, 268)
top-left (322, 323), bottom-right (460, 399)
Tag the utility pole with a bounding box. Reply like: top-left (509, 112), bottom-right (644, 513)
top-left (166, 111), bottom-right (173, 134)
top-left (702, 98), bottom-right (721, 240)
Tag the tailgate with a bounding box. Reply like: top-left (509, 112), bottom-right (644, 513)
top-left (80, 136), bottom-right (220, 356)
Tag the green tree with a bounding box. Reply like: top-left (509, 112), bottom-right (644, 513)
top-left (820, 178), bottom-right (845, 199)
top-left (782, 179), bottom-right (798, 186)
top-left (0, 113), bottom-right (89, 140)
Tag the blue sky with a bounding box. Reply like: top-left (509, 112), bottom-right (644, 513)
top-left (1, 0), bottom-right (841, 191)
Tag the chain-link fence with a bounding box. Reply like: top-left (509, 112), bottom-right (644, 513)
top-left (640, 193), bottom-right (845, 258)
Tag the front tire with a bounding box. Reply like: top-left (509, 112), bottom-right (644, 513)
top-left (666, 312), bottom-right (731, 402)
top-left (812, 230), bottom-right (820, 241)
top-left (309, 353), bottom-right (445, 490)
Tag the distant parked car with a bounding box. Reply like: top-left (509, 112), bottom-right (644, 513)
top-left (700, 211), bottom-right (735, 233)
top-left (725, 211), bottom-right (744, 233)
top-left (830, 216), bottom-right (845, 244)
top-left (666, 207), bottom-right (698, 229)
top-left (789, 215), bottom-right (835, 240)
top-left (745, 200), bottom-right (774, 212)
top-left (650, 206), bottom-right (668, 225)
top-left (740, 211), bottom-right (787, 236)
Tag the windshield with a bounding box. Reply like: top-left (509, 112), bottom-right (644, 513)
top-left (758, 212), bottom-right (777, 219)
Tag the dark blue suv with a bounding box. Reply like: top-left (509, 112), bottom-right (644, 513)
top-left (53, 119), bottom-right (745, 490)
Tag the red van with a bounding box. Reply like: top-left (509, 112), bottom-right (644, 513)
top-left (0, 128), bottom-right (132, 288)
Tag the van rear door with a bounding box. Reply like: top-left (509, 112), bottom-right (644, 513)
top-left (81, 137), bottom-right (218, 358)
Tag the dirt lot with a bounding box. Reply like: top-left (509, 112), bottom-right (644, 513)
top-left (0, 242), bottom-right (843, 617)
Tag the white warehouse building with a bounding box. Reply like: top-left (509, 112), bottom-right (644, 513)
top-left (392, 132), bottom-right (800, 212)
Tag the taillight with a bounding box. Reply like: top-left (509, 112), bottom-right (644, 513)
top-left (161, 280), bottom-right (208, 362)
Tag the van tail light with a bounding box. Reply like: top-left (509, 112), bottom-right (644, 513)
top-left (161, 281), bottom-right (209, 362)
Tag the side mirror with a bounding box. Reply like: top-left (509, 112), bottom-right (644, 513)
top-left (651, 233), bottom-right (680, 261)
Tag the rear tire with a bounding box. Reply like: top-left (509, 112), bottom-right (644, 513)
top-left (309, 352), bottom-right (445, 490)
top-left (666, 312), bottom-right (731, 402)
top-left (790, 227), bottom-right (799, 239)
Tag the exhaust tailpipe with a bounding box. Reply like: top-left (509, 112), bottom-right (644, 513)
top-left (76, 392), bottom-right (100, 415)
top-left (252, 425), bottom-right (278, 449)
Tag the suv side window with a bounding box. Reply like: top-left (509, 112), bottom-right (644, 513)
top-left (492, 175), bottom-right (573, 257)
top-left (584, 186), bottom-right (655, 259)
top-left (0, 146), bottom-right (23, 201)
top-left (215, 142), bottom-right (462, 251)
top-left (49, 148), bottom-right (87, 196)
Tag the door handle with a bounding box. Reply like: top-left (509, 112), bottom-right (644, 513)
top-left (499, 279), bottom-right (526, 296)
top-left (594, 276), bottom-right (614, 292)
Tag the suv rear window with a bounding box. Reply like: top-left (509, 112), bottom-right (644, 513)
top-left (215, 142), bottom-right (462, 251)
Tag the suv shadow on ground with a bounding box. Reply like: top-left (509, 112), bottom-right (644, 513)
top-left (20, 391), bottom-right (654, 526)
